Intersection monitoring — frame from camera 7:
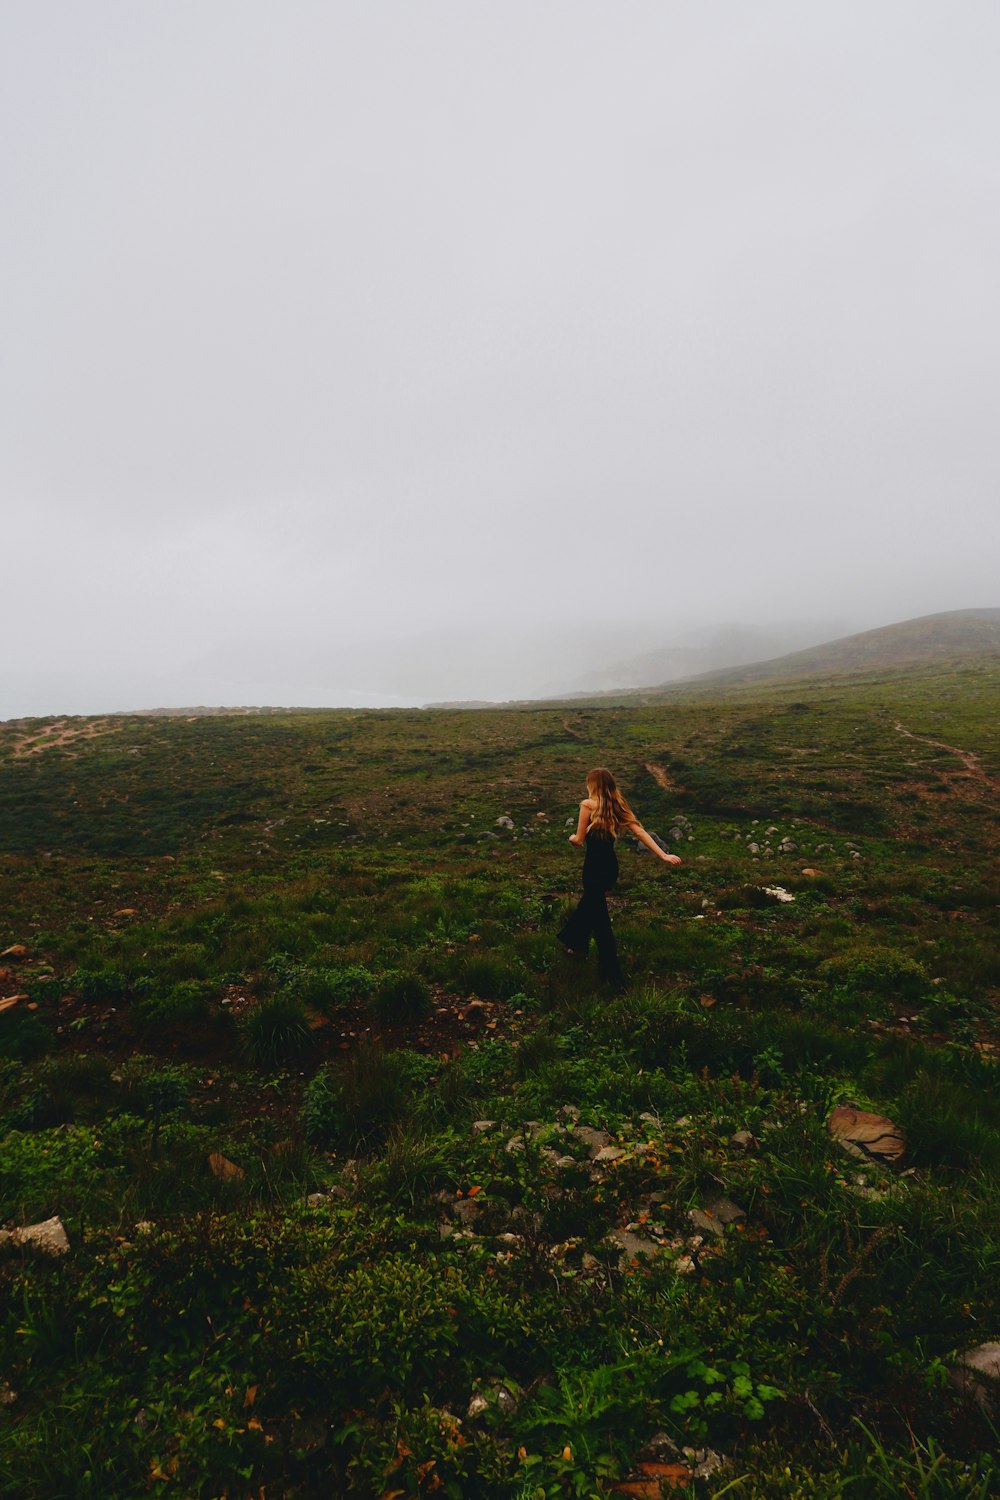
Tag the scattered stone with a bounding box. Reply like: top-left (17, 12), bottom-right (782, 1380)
top-left (0, 996), bottom-right (26, 1014)
top-left (683, 1446), bottom-right (727, 1481)
top-left (113, 908), bottom-right (138, 917)
top-left (952, 1344), bottom-right (1000, 1410)
top-left (0, 945), bottom-right (28, 960)
top-left (762, 886), bottom-right (795, 903)
top-left (0, 1216), bottom-right (70, 1256)
top-left (828, 1106), bottom-right (906, 1164)
top-left (730, 1129), bottom-right (755, 1150)
top-left (207, 1152), bottom-right (246, 1181)
top-left (452, 1197), bottom-right (482, 1226)
top-left (610, 1228), bottom-right (664, 1263)
top-left (0, 1382), bottom-right (16, 1406)
top-left (472, 1119), bottom-right (497, 1136)
top-left (801, 867), bottom-right (824, 877)
top-left (765, 826), bottom-right (779, 836)
top-left (467, 1380), bottom-right (519, 1420)
top-left (687, 1192), bottom-right (745, 1237)
top-left (495, 815), bottom-right (514, 829)
top-left (780, 840), bottom-right (798, 853)
top-left (569, 1124), bottom-right (613, 1157)
top-left (747, 842), bottom-right (760, 854)
top-left (556, 1104), bottom-right (580, 1122)
top-left (593, 1145), bottom-right (625, 1165)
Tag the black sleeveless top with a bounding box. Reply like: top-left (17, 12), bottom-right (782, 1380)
top-left (583, 828), bottom-right (619, 891)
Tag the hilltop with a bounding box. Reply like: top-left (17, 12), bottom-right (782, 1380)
top-left (654, 607), bottom-right (1000, 692)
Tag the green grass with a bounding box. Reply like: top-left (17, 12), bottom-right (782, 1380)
top-left (1, 665), bottom-right (999, 1495)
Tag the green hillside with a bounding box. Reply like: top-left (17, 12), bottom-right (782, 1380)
top-left (656, 608), bottom-right (1000, 693)
top-left (1, 664), bottom-right (999, 1497)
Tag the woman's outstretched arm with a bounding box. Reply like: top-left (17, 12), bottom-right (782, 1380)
top-left (628, 819), bottom-right (682, 866)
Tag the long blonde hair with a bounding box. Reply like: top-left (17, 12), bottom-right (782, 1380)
top-left (586, 768), bottom-right (636, 838)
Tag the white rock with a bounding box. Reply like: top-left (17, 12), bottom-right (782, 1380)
top-left (952, 1343), bottom-right (1000, 1408)
top-left (0, 1216), bottom-right (70, 1255)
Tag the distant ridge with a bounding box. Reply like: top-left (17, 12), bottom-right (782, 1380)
top-left (656, 608), bottom-right (1000, 691)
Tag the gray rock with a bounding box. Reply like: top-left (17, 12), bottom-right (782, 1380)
top-left (730, 1130), bottom-right (755, 1150)
top-left (452, 1197), bottom-right (482, 1225)
top-left (471, 1119), bottom-right (497, 1135)
top-left (467, 1381), bottom-right (519, 1420)
top-left (635, 1430), bottom-right (683, 1463)
top-left (687, 1193), bottom-right (745, 1237)
top-left (568, 1125), bottom-right (612, 1158)
top-left (496, 815), bottom-right (514, 829)
top-left (683, 1446), bottom-right (728, 1479)
top-left (747, 842), bottom-right (760, 854)
top-left (609, 1228), bottom-right (664, 1263)
top-left (0, 1382), bottom-right (16, 1406)
top-left (0, 1216), bottom-right (70, 1256)
top-left (952, 1343), bottom-right (1000, 1409)
top-left (593, 1145), bottom-right (625, 1164)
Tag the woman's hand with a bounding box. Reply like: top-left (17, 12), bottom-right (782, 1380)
top-left (660, 852), bottom-right (682, 866)
top-left (569, 834), bottom-right (584, 847)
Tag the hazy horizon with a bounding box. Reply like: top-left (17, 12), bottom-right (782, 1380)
top-left (4, 4), bottom-right (999, 718)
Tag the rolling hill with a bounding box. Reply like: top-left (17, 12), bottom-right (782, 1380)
top-left (647, 607), bottom-right (1000, 693)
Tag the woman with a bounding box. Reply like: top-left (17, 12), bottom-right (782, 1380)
top-left (558, 767), bottom-right (681, 988)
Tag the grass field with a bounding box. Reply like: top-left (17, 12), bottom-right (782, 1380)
top-left (1, 659), bottom-right (999, 1497)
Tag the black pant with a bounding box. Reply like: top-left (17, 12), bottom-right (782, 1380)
top-left (558, 882), bottom-right (624, 984)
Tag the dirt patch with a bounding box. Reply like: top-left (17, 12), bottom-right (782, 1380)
top-left (12, 719), bottom-right (123, 759)
top-left (642, 762), bottom-right (672, 790)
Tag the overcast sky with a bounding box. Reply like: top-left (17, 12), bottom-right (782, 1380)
top-left (3, 2), bottom-right (999, 715)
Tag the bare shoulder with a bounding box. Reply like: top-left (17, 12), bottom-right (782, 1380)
top-left (581, 797), bottom-right (597, 810)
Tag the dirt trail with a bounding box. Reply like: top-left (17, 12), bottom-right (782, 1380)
top-left (643, 761), bottom-right (672, 790)
top-left (893, 720), bottom-right (996, 789)
top-left (11, 719), bottom-right (122, 758)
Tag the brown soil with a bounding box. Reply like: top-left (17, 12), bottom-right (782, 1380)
top-left (12, 719), bottom-right (123, 758)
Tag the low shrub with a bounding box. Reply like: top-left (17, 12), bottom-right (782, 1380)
top-left (240, 992), bottom-right (311, 1067)
top-left (372, 969), bottom-right (432, 1021)
top-left (303, 1044), bottom-right (438, 1149)
top-left (134, 979), bottom-right (216, 1029)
